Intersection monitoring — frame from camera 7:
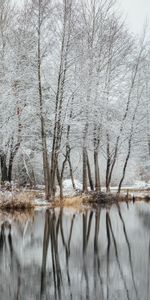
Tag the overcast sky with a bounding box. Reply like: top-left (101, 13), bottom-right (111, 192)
top-left (119, 0), bottom-right (150, 34)
top-left (14, 0), bottom-right (150, 35)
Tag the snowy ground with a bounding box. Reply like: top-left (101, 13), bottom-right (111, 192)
top-left (59, 179), bottom-right (150, 196)
top-left (109, 180), bottom-right (150, 191)
top-left (56, 179), bottom-right (82, 197)
top-left (0, 179), bottom-right (150, 205)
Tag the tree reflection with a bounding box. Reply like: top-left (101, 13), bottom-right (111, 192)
top-left (0, 204), bottom-right (149, 300)
top-left (40, 209), bottom-right (51, 297)
top-left (0, 220), bottom-right (21, 300)
top-left (116, 203), bottom-right (140, 300)
top-left (40, 209), bottom-right (62, 299)
top-left (106, 212), bottom-right (110, 300)
top-left (93, 209), bottom-right (104, 300)
top-left (40, 207), bottom-right (145, 300)
top-left (40, 209), bottom-right (76, 299)
top-left (147, 241), bottom-right (150, 300)
top-left (106, 212), bottom-right (130, 300)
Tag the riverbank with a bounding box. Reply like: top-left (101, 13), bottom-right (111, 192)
top-left (0, 189), bottom-right (150, 211)
top-left (0, 191), bottom-right (38, 210)
top-left (0, 191), bottom-right (150, 211)
top-left (52, 191), bottom-right (150, 209)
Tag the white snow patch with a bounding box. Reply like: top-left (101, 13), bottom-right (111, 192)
top-left (33, 198), bottom-right (49, 206)
top-left (57, 179), bottom-right (82, 196)
top-left (36, 185), bottom-right (45, 190)
top-left (0, 191), bottom-right (13, 202)
top-left (134, 181), bottom-right (150, 189)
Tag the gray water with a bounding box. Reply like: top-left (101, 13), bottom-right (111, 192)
top-left (0, 202), bottom-right (150, 300)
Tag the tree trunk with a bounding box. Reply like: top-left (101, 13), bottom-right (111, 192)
top-left (57, 166), bottom-right (63, 200)
top-left (50, 0), bottom-right (72, 199)
top-left (0, 153), bottom-right (8, 182)
top-left (83, 147), bottom-right (88, 193)
top-left (106, 42), bottom-right (145, 189)
top-left (8, 157), bottom-right (13, 182)
top-left (118, 95), bottom-right (140, 193)
top-left (118, 148), bottom-right (130, 194)
top-left (68, 156), bottom-right (76, 190)
top-left (87, 152), bottom-right (94, 191)
top-left (94, 150), bottom-right (100, 191)
top-left (38, 0), bottom-right (50, 200)
top-left (106, 134), bottom-right (111, 192)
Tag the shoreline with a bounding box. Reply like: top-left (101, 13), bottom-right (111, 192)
top-left (0, 189), bottom-right (150, 211)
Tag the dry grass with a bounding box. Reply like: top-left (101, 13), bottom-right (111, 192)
top-left (52, 195), bottom-right (84, 209)
top-left (1, 188), bottom-right (149, 211)
top-left (51, 191), bottom-right (150, 210)
top-left (0, 191), bottom-right (36, 210)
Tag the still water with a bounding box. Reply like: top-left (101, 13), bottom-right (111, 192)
top-left (0, 202), bottom-right (150, 300)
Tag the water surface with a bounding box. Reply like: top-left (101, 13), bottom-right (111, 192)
top-left (0, 202), bottom-right (150, 300)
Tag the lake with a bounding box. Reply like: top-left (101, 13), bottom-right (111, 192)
top-left (0, 201), bottom-right (150, 300)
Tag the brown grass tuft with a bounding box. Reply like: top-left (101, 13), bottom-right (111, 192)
top-left (52, 196), bottom-right (84, 209)
top-left (51, 191), bottom-right (150, 210)
top-left (0, 191), bottom-right (35, 210)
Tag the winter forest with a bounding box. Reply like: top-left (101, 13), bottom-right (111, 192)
top-left (1, 1), bottom-right (150, 299)
top-left (0, 0), bottom-right (150, 200)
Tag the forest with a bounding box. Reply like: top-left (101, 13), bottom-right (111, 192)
top-left (1, 1), bottom-right (150, 300)
top-left (0, 0), bottom-right (150, 201)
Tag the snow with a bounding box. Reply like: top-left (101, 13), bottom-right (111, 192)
top-left (33, 198), bottom-right (49, 206)
top-left (134, 181), bottom-right (150, 189)
top-left (106, 181), bottom-right (150, 191)
top-left (0, 191), bottom-right (13, 202)
top-left (35, 185), bottom-right (45, 190)
top-left (0, 179), bottom-right (149, 206)
top-left (57, 179), bottom-right (82, 197)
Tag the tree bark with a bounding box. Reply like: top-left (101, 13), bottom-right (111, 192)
top-left (83, 147), bottom-right (88, 193)
top-left (106, 133), bottom-right (111, 192)
top-left (94, 149), bottom-right (100, 191)
top-left (87, 152), bottom-right (94, 191)
top-left (50, 0), bottom-right (71, 199)
top-left (0, 153), bottom-right (8, 182)
top-left (38, 0), bottom-right (50, 199)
